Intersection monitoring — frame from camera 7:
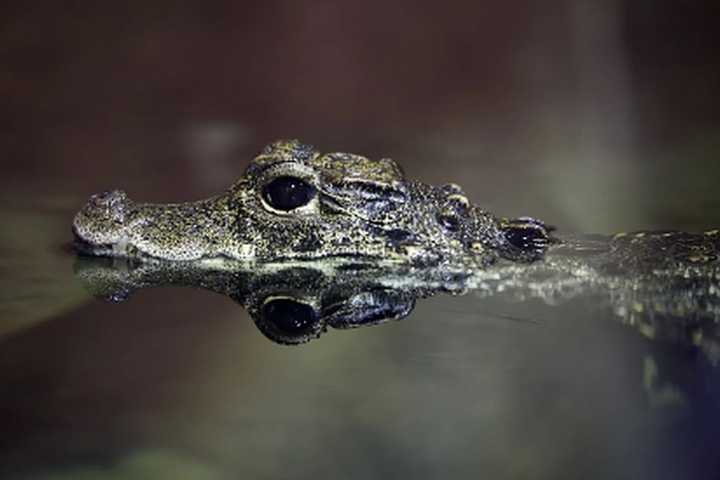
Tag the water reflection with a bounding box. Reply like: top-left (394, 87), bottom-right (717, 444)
top-left (74, 235), bottom-right (720, 360)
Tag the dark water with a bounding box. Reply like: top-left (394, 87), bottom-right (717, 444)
top-left (1, 179), bottom-right (719, 480)
top-left (2, 2), bottom-right (720, 478)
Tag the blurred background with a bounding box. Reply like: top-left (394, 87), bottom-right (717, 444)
top-left (2, 0), bottom-right (719, 231)
top-left (2, 2), bottom-right (720, 479)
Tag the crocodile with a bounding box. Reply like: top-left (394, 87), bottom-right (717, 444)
top-left (72, 139), bottom-right (553, 267)
top-left (72, 139), bottom-right (720, 274)
top-left (72, 140), bottom-right (720, 324)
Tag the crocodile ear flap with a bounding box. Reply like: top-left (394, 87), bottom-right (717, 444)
top-left (337, 179), bottom-right (407, 203)
top-left (349, 180), bottom-right (408, 219)
top-left (321, 179), bottom-right (408, 221)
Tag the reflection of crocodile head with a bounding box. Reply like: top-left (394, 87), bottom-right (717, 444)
top-left (73, 139), bottom-right (552, 266)
top-left (74, 253), bottom-right (720, 360)
top-left (74, 256), bottom-right (463, 345)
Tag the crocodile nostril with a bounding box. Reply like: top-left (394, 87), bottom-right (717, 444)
top-left (82, 190), bottom-right (130, 225)
top-left (90, 192), bottom-right (105, 202)
top-left (90, 189), bottom-right (128, 205)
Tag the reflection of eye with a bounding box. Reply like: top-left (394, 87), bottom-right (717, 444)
top-left (262, 176), bottom-right (316, 211)
top-left (261, 298), bottom-right (319, 335)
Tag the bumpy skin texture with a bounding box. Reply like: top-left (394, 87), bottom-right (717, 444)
top-left (73, 140), bottom-right (551, 266)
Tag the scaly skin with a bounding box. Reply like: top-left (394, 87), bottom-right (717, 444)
top-left (73, 139), bottom-right (720, 276)
top-left (72, 140), bottom-right (551, 267)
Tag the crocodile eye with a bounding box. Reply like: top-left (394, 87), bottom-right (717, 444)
top-left (262, 176), bottom-right (317, 212)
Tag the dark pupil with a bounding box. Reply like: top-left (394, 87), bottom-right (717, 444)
top-left (263, 176), bottom-right (316, 211)
top-left (261, 299), bottom-right (319, 335)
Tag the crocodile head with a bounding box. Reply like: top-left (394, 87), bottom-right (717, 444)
top-left (73, 140), bottom-right (552, 266)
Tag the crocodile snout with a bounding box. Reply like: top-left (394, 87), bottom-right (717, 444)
top-left (72, 190), bottom-right (133, 252)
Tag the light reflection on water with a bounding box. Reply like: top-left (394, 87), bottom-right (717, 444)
top-left (1, 201), bottom-right (719, 480)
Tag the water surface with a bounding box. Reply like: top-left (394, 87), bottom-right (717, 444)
top-left (1, 181), bottom-right (719, 480)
